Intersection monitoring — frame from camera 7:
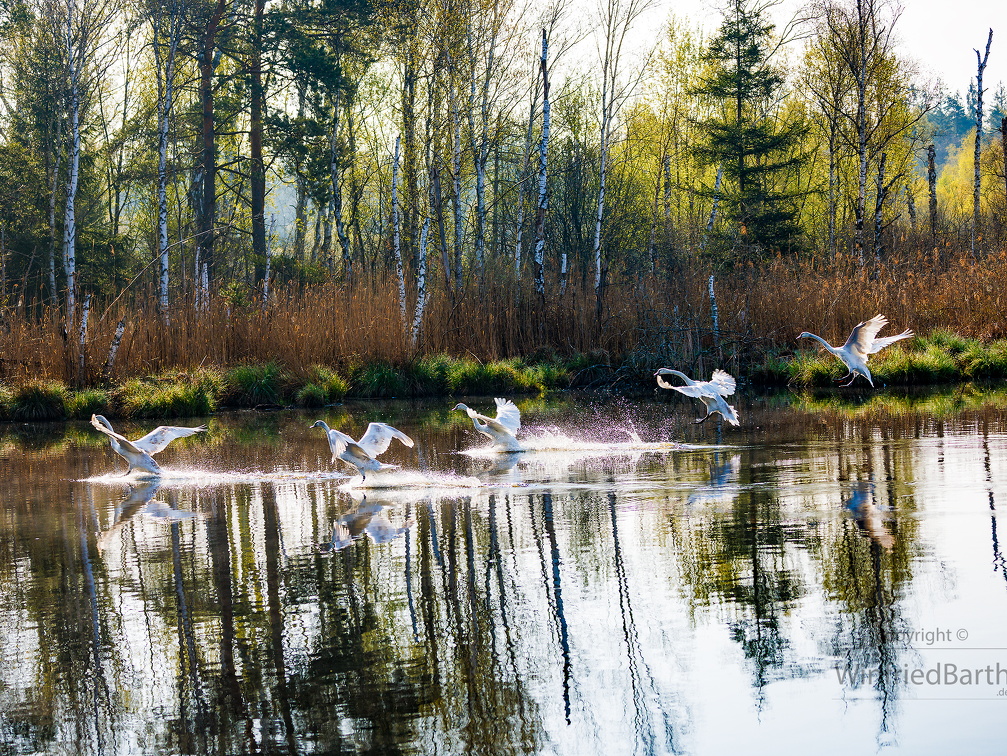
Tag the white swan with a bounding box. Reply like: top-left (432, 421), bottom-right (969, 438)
top-left (655, 369), bottom-right (740, 426)
top-left (90, 414), bottom-right (208, 475)
top-left (311, 421), bottom-right (414, 479)
top-left (798, 314), bottom-right (913, 387)
top-left (453, 398), bottom-right (523, 451)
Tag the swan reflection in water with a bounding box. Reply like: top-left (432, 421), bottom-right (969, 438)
top-left (686, 453), bottom-right (741, 507)
top-left (320, 493), bottom-right (416, 552)
top-left (98, 480), bottom-right (199, 551)
top-left (844, 480), bottom-right (894, 549)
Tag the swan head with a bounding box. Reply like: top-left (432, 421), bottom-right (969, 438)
top-left (92, 414), bottom-right (114, 431)
top-left (452, 403), bottom-right (468, 412)
top-left (797, 332), bottom-right (812, 340)
top-left (311, 420), bottom-right (330, 430)
top-left (654, 368), bottom-right (683, 378)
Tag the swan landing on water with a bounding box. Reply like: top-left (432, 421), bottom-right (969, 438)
top-left (453, 398), bottom-right (523, 451)
top-left (798, 313), bottom-right (913, 387)
top-left (90, 414), bottom-right (208, 476)
top-left (311, 421), bottom-right (414, 480)
top-left (654, 369), bottom-right (740, 426)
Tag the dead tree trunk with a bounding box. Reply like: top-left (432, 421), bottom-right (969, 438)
top-left (972, 28), bottom-right (992, 257)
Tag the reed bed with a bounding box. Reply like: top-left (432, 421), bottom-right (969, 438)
top-left (1, 247), bottom-right (1007, 398)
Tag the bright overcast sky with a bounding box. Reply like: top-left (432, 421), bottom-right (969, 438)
top-left (620, 0), bottom-right (1006, 97)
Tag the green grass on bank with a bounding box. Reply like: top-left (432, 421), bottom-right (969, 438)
top-left (0, 354), bottom-right (577, 421)
top-left (4, 334), bottom-right (1007, 422)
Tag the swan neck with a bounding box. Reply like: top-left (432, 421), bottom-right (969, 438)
top-left (805, 333), bottom-right (836, 352)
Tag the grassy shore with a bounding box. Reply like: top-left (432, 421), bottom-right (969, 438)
top-left (0, 354), bottom-right (589, 421)
top-left (4, 330), bottom-right (1007, 421)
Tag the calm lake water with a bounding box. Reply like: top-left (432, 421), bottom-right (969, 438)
top-left (2, 390), bottom-right (1007, 755)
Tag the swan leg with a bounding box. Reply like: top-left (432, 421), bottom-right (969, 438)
top-left (839, 375), bottom-right (857, 387)
top-left (834, 372), bottom-right (853, 383)
top-left (693, 415), bottom-right (709, 424)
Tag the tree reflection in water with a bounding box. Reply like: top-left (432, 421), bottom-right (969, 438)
top-left (2, 396), bottom-right (1007, 754)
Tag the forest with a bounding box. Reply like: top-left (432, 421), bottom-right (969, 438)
top-left (0, 0), bottom-right (1006, 394)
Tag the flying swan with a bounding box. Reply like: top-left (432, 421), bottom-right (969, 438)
top-left (90, 414), bottom-right (208, 475)
top-left (453, 398), bottom-right (523, 451)
top-left (655, 369), bottom-right (740, 426)
top-left (798, 314), bottom-right (913, 387)
top-left (311, 421), bottom-right (414, 479)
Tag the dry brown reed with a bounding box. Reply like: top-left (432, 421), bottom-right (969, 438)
top-left (2, 245), bottom-right (1006, 386)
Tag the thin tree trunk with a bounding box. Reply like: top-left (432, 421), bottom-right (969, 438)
top-left (103, 317), bottom-right (125, 379)
top-left (63, 1), bottom-right (81, 326)
top-left (1001, 117), bottom-right (1007, 203)
top-left (873, 151), bottom-right (886, 262)
top-left (702, 166), bottom-right (723, 250)
top-left (411, 218), bottom-right (430, 347)
top-left (533, 29), bottom-right (550, 300)
top-left (330, 88), bottom-right (352, 277)
top-left (293, 86), bottom-right (307, 260)
top-left (391, 136), bottom-right (408, 328)
top-left (48, 147), bottom-right (62, 307)
top-left (827, 130), bottom-right (838, 257)
top-left (194, 0), bottom-right (227, 302)
top-left (155, 8), bottom-right (181, 321)
top-left (450, 76), bottom-right (463, 290)
top-left (250, 0), bottom-right (266, 268)
top-left (927, 144), bottom-right (937, 246)
top-left (973, 28), bottom-right (992, 257)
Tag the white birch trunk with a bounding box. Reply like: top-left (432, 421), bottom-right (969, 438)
top-left (411, 218), bottom-right (430, 347)
top-left (156, 22), bottom-right (180, 321)
top-left (103, 317), bottom-right (125, 378)
top-left (533, 29), bottom-right (551, 298)
top-left (593, 110), bottom-right (608, 295)
top-left (392, 136), bottom-right (408, 328)
top-left (63, 1), bottom-right (80, 324)
top-left (263, 214), bottom-right (273, 306)
top-left (77, 292), bottom-right (90, 374)
top-left (702, 166), bottom-right (723, 250)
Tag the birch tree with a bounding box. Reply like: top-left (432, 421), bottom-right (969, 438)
top-left (48, 0), bottom-right (118, 325)
top-left (592, 0), bottom-right (655, 316)
top-left (150, 0), bottom-right (187, 319)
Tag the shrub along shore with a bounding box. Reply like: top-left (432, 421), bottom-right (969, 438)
top-left (3, 331), bottom-right (1007, 422)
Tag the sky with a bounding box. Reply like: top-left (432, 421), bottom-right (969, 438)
top-left (622, 0), bottom-right (1006, 98)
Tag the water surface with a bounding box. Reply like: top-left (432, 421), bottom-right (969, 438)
top-left (2, 391), bottom-right (1006, 755)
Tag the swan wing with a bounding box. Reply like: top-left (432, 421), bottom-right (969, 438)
top-left (708, 370), bottom-right (736, 396)
top-left (843, 314), bottom-right (888, 357)
top-left (867, 328), bottom-right (914, 354)
top-left (133, 424), bottom-right (208, 454)
top-left (90, 414), bottom-right (149, 456)
top-left (329, 431), bottom-right (377, 469)
top-left (493, 398), bottom-right (521, 434)
top-left (356, 422), bottom-right (414, 457)
top-left (657, 374), bottom-right (706, 397)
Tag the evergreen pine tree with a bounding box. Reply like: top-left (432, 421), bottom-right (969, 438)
top-left (692, 0), bottom-right (806, 257)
